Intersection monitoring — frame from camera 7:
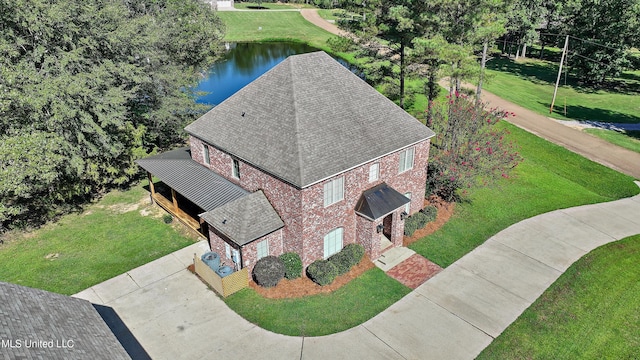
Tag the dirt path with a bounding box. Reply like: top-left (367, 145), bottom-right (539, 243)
top-left (300, 9), bottom-right (350, 37)
top-left (482, 90), bottom-right (640, 179)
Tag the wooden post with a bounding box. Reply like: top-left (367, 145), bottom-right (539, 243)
top-left (147, 172), bottom-right (155, 204)
top-left (171, 188), bottom-right (178, 210)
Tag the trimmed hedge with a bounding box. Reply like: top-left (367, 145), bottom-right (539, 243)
top-left (253, 256), bottom-right (285, 288)
top-left (341, 243), bottom-right (365, 267)
top-left (328, 251), bottom-right (351, 275)
top-left (306, 260), bottom-right (339, 286)
top-left (404, 206), bottom-right (438, 237)
top-left (279, 252), bottom-right (302, 280)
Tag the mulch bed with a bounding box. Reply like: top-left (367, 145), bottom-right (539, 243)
top-left (403, 196), bottom-right (455, 247)
top-left (194, 196), bottom-right (454, 299)
top-left (249, 256), bottom-right (375, 299)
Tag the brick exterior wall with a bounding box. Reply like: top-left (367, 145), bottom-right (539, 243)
top-left (191, 135), bottom-right (431, 271)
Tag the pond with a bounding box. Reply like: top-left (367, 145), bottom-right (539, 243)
top-left (195, 42), bottom-right (320, 106)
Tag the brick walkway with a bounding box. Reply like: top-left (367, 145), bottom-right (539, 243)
top-left (386, 254), bottom-right (442, 289)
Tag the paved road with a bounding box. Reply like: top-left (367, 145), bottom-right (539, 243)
top-left (75, 187), bottom-right (640, 359)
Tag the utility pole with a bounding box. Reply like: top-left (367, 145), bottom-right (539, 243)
top-left (550, 35), bottom-right (569, 114)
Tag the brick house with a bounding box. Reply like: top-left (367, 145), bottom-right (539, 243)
top-left (137, 51), bottom-right (434, 276)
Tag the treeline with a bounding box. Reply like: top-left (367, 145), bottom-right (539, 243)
top-left (328, 0), bottom-right (640, 110)
top-left (0, 0), bottom-right (225, 229)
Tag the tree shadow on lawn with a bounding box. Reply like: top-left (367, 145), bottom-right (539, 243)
top-left (541, 101), bottom-right (640, 123)
top-left (487, 57), bottom-right (557, 85)
top-left (488, 57), bottom-right (640, 95)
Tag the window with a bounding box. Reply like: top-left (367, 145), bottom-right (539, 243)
top-left (225, 243), bottom-right (231, 259)
top-left (203, 144), bottom-right (210, 165)
top-left (324, 228), bottom-right (343, 258)
top-left (404, 192), bottom-right (412, 214)
top-left (256, 240), bottom-right (269, 260)
top-left (398, 147), bottom-right (415, 173)
top-left (323, 176), bottom-right (344, 207)
top-left (232, 158), bottom-right (240, 179)
top-left (369, 163), bottom-right (379, 182)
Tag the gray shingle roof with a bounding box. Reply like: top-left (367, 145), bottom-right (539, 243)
top-left (184, 51), bottom-right (435, 189)
top-left (0, 281), bottom-right (131, 360)
top-left (199, 190), bottom-right (284, 246)
top-left (355, 183), bottom-right (410, 221)
top-left (136, 147), bottom-right (248, 212)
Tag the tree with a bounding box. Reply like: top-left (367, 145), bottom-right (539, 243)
top-left (555, 0), bottom-right (640, 85)
top-left (343, 0), bottom-right (430, 108)
top-left (426, 94), bottom-right (522, 202)
top-left (0, 0), bottom-right (224, 229)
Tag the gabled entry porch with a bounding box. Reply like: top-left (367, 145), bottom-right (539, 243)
top-left (354, 183), bottom-right (411, 261)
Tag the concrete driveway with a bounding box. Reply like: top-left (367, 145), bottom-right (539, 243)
top-left (75, 189), bottom-right (640, 359)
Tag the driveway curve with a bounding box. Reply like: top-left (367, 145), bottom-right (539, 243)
top-left (75, 186), bottom-right (640, 359)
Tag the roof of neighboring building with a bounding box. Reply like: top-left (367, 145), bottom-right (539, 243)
top-left (0, 281), bottom-right (132, 360)
top-left (184, 51), bottom-right (435, 189)
top-left (136, 147), bottom-right (248, 212)
top-left (199, 191), bottom-right (284, 246)
top-left (355, 183), bottom-right (411, 221)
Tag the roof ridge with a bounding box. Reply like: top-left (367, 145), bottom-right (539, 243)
top-left (289, 55), bottom-right (305, 186)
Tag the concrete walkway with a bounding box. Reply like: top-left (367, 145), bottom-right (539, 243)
top-left (75, 186), bottom-right (640, 359)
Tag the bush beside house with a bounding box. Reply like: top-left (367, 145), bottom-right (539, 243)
top-left (252, 256), bottom-right (285, 287)
top-left (404, 205), bottom-right (438, 237)
top-left (308, 244), bottom-right (365, 286)
top-left (279, 252), bottom-right (303, 279)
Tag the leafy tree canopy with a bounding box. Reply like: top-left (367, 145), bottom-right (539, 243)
top-left (0, 0), bottom-right (224, 229)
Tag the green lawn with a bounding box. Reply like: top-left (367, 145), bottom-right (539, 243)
top-left (483, 57), bottom-right (640, 124)
top-left (584, 129), bottom-right (640, 153)
top-left (232, 2), bottom-right (315, 10)
top-left (477, 235), bottom-right (640, 359)
top-left (224, 267), bottom-right (410, 336)
top-left (0, 185), bottom-right (195, 295)
top-left (410, 122), bottom-right (639, 267)
top-left (217, 11), bottom-right (336, 50)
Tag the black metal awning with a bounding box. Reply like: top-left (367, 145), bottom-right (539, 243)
top-left (355, 183), bottom-right (410, 221)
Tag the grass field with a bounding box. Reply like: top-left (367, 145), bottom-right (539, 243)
top-left (478, 234), bottom-right (640, 359)
top-left (217, 11), bottom-right (336, 50)
top-left (409, 121), bottom-right (639, 267)
top-left (483, 57), bottom-right (640, 124)
top-left (0, 185), bottom-right (195, 295)
top-left (225, 268), bottom-right (410, 336)
top-left (232, 2), bottom-right (315, 10)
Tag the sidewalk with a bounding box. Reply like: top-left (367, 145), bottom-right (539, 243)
top-left (74, 186), bottom-right (640, 359)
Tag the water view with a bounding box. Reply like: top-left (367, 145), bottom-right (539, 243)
top-left (195, 42), bottom-right (319, 106)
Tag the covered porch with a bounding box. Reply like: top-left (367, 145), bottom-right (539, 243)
top-left (354, 182), bottom-right (410, 261)
top-left (136, 147), bottom-right (248, 238)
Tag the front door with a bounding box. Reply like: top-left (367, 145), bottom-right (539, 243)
top-left (383, 213), bottom-right (393, 241)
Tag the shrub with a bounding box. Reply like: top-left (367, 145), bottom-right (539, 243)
top-left (421, 205), bottom-right (438, 223)
top-left (306, 260), bottom-right (339, 286)
top-left (279, 252), bottom-right (302, 280)
top-left (341, 243), bottom-right (365, 267)
top-left (252, 256), bottom-right (285, 288)
top-left (328, 251), bottom-right (351, 275)
top-left (403, 207), bottom-right (438, 237)
top-left (162, 214), bottom-right (173, 224)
